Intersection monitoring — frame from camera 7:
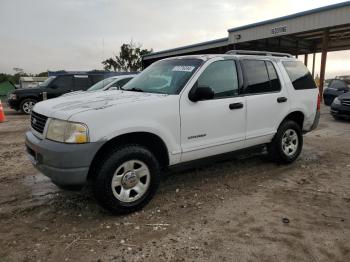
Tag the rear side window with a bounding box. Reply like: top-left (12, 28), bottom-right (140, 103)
top-left (113, 77), bottom-right (132, 88)
top-left (282, 61), bottom-right (317, 90)
top-left (74, 75), bottom-right (91, 90)
top-left (51, 75), bottom-right (73, 90)
top-left (266, 61), bottom-right (281, 91)
top-left (242, 60), bottom-right (281, 94)
top-left (89, 75), bottom-right (105, 85)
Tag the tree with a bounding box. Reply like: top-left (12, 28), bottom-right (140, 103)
top-left (36, 71), bottom-right (48, 77)
top-left (102, 41), bottom-right (152, 72)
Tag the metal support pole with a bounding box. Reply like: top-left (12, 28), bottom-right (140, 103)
top-left (304, 54), bottom-right (308, 66)
top-left (319, 30), bottom-right (329, 100)
top-left (312, 52), bottom-right (316, 77)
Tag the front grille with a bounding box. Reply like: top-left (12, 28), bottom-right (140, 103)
top-left (31, 111), bottom-right (48, 134)
top-left (341, 99), bottom-right (350, 107)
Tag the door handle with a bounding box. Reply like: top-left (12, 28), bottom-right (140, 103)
top-left (229, 102), bottom-right (244, 110)
top-left (277, 97), bottom-right (287, 103)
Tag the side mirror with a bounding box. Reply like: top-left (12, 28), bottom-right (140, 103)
top-left (189, 84), bottom-right (214, 102)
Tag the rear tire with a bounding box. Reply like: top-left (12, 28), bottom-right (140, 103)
top-left (93, 144), bottom-right (160, 214)
top-left (20, 98), bottom-right (37, 114)
top-left (267, 120), bottom-right (303, 164)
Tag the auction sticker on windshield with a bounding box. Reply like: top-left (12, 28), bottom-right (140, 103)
top-left (172, 66), bottom-right (195, 72)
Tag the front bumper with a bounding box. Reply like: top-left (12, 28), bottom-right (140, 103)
top-left (330, 104), bottom-right (350, 119)
top-left (7, 98), bottom-right (20, 110)
top-left (25, 131), bottom-right (103, 186)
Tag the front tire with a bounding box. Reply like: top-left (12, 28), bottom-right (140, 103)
top-left (267, 120), bottom-right (303, 164)
top-left (20, 98), bottom-right (37, 114)
top-left (93, 145), bottom-right (160, 214)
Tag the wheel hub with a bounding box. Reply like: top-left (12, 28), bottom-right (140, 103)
top-left (282, 129), bottom-right (299, 156)
top-left (121, 171), bottom-right (138, 189)
top-left (111, 160), bottom-right (151, 203)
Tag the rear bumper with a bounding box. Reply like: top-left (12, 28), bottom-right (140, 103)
top-left (25, 131), bottom-right (103, 186)
top-left (330, 104), bottom-right (350, 118)
top-left (309, 110), bottom-right (320, 131)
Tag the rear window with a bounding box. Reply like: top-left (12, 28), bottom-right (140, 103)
top-left (282, 61), bottom-right (317, 90)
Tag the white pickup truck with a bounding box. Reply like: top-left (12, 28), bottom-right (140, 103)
top-left (26, 51), bottom-right (320, 214)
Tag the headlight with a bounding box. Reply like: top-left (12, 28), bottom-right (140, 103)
top-left (46, 119), bottom-right (89, 144)
top-left (9, 93), bottom-right (17, 100)
top-left (333, 97), bottom-right (341, 105)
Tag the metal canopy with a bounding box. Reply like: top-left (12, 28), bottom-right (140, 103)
top-left (142, 1), bottom-right (350, 97)
top-left (143, 2), bottom-right (350, 62)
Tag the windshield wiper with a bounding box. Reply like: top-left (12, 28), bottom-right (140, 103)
top-left (127, 87), bottom-right (144, 92)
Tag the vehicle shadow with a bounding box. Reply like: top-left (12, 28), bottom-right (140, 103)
top-left (15, 149), bottom-right (275, 217)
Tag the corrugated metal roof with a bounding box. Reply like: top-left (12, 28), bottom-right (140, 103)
top-left (142, 37), bottom-right (228, 59)
top-left (228, 1), bottom-right (350, 32)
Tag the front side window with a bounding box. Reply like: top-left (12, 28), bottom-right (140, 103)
top-left (109, 77), bottom-right (132, 89)
top-left (88, 77), bottom-right (116, 91)
top-left (51, 76), bottom-right (73, 90)
top-left (197, 60), bottom-right (239, 99)
top-left (40, 76), bottom-right (56, 87)
top-left (122, 59), bottom-right (203, 94)
top-left (242, 60), bottom-right (280, 94)
top-left (282, 61), bottom-right (317, 90)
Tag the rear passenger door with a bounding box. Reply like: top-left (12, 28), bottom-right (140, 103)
top-left (241, 59), bottom-right (289, 146)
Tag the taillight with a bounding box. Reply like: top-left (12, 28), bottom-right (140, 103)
top-left (317, 93), bottom-right (321, 111)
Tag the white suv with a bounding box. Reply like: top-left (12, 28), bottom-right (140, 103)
top-left (26, 51), bottom-right (320, 214)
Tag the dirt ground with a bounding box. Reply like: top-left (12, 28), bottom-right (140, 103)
top-left (0, 104), bottom-right (349, 262)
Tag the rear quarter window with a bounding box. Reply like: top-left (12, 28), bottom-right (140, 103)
top-left (282, 61), bottom-right (317, 90)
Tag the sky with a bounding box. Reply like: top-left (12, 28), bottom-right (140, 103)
top-left (0, 0), bottom-right (349, 78)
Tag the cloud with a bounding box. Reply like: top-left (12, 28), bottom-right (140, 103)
top-left (0, 0), bottom-right (348, 78)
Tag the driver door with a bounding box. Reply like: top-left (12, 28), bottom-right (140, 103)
top-left (180, 59), bottom-right (246, 162)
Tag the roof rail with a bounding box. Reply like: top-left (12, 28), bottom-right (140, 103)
top-left (226, 50), bottom-right (293, 58)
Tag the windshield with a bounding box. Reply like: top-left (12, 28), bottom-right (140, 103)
top-left (39, 76), bottom-right (56, 87)
top-left (87, 77), bottom-right (117, 91)
top-left (329, 79), bottom-right (348, 90)
top-left (122, 59), bottom-right (203, 94)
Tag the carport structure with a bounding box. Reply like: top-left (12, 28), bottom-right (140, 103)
top-left (142, 1), bottom-right (350, 96)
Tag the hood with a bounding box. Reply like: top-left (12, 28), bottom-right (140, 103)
top-left (13, 87), bottom-right (44, 94)
top-left (338, 92), bottom-right (350, 100)
top-left (33, 90), bottom-right (169, 120)
top-left (61, 90), bottom-right (86, 97)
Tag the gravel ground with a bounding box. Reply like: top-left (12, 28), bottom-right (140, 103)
top-left (0, 105), bottom-right (349, 262)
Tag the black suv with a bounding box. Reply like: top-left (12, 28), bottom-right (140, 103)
top-left (7, 74), bottom-right (105, 114)
top-left (331, 92), bottom-right (350, 120)
top-left (323, 79), bottom-right (349, 106)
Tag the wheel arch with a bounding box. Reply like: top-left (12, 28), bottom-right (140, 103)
top-left (87, 132), bottom-right (170, 181)
top-left (20, 96), bottom-right (39, 105)
top-left (279, 111), bottom-right (305, 130)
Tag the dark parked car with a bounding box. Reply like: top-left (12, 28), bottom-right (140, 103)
top-left (7, 74), bottom-right (106, 114)
top-left (330, 92), bottom-right (350, 120)
top-left (323, 79), bottom-right (349, 106)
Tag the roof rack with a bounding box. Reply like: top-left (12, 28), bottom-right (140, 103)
top-left (226, 50), bottom-right (293, 58)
